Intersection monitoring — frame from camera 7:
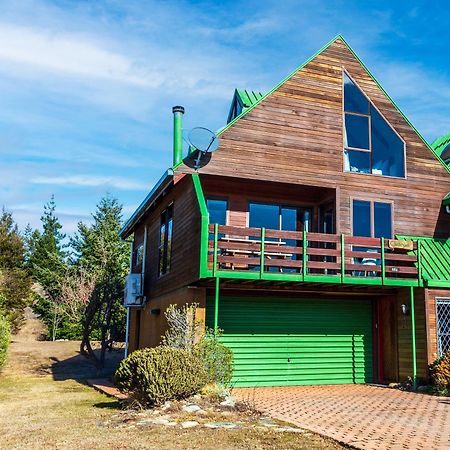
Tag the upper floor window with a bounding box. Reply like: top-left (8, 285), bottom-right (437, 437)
top-left (248, 203), bottom-right (311, 237)
top-left (207, 198), bottom-right (228, 226)
top-left (158, 204), bottom-right (173, 276)
top-left (352, 199), bottom-right (392, 239)
top-left (133, 243), bottom-right (144, 269)
top-left (343, 72), bottom-right (405, 178)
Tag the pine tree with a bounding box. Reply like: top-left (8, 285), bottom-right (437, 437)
top-left (72, 195), bottom-right (129, 367)
top-left (27, 196), bottom-right (68, 339)
top-left (0, 209), bottom-right (32, 330)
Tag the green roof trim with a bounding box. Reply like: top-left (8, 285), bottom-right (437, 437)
top-left (217, 34), bottom-right (450, 175)
top-left (431, 133), bottom-right (450, 165)
top-left (397, 235), bottom-right (450, 288)
top-left (227, 89), bottom-right (264, 123)
top-left (443, 192), bottom-right (450, 206)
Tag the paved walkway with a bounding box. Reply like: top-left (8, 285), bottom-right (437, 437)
top-left (235, 385), bottom-right (450, 450)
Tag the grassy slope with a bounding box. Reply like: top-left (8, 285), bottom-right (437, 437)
top-left (0, 312), bottom-right (343, 450)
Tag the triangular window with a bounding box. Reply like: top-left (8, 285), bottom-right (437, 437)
top-left (343, 72), bottom-right (405, 178)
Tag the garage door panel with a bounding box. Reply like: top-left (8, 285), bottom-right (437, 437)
top-left (206, 296), bottom-right (373, 387)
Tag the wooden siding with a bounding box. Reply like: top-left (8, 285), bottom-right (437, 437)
top-left (397, 288), bottom-right (428, 381)
top-left (425, 288), bottom-right (450, 364)
top-left (132, 175), bottom-right (201, 300)
top-left (129, 286), bottom-right (206, 351)
top-left (176, 38), bottom-right (450, 239)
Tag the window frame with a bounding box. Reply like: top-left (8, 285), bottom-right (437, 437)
top-left (436, 297), bottom-right (450, 357)
top-left (350, 198), bottom-right (394, 239)
top-left (158, 203), bottom-right (173, 278)
top-left (342, 69), bottom-right (407, 179)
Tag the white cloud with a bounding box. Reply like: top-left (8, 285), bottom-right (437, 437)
top-left (30, 175), bottom-right (148, 191)
top-left (0, 23), bottom-right (165, 87)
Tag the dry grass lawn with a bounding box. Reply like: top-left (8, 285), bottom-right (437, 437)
top-left (0, 313), bottom-right (344, 449)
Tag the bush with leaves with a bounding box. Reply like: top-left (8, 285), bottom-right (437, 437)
top-left (429, 350), bottom-right (450, 392)
top-left (0, 315), bottom-right (10, 370)
top-left (114, 347), bottom-right (208, 406)
top-left (195, 328), bottom-right (234, 386)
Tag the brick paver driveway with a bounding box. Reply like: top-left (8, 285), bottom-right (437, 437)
top-left (235, 385), bottom-right (450, 450)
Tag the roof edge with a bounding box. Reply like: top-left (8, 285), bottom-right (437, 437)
top-left (119, 169), bottom-right (173, 239)
top-left (216, 33), bottom-right (450, 176)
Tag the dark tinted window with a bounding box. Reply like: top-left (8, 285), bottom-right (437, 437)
top-left (344, 73), bottom-right (369, 114)
top-left (249, 203), bottom-right (279, 230)
top-left (374, 202), bottom-right (392, 238)
top-left (158, 205), bottom-right (173, 276)
top-left (207, 199), bottom-right (227, 226)
top-left (352, 200), bottom-right (371, 237)
top-left (371, 108), bottom-right (405, 177)
top-left (344, 150), bottom-right (371, 174)
top-left (344, 114), bottom-right (369, 149)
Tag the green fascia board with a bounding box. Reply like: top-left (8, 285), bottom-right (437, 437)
top-left (216, 34), bottom-right (450, 176)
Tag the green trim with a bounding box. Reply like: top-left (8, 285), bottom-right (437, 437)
top-left (214, 277), bottom-right (220, 330)
top-left (381, 237), bottom-right (386, 285)
top-left (213, 223), bottom-right (218, 276)
top-left (443, 192), bottom-right (450, 207)
top-left (260, 228), bottom-right (265, 277)
top-left (302, 230), bottom-right (308, 279)
top-left (192, 173), bottom-right (209, 278)
top-left (410, 287), bottom-right (417, 390)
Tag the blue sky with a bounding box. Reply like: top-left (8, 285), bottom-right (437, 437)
top-left (1, 0), bottom-right (450, 233)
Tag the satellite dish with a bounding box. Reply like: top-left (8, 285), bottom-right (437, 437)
top-left (187, 127), bottom-right (219, 169)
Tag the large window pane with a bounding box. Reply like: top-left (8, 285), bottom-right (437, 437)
top-left (207, 199), bottom-right (227, 226)
top-left (374, 202), bottom-right (392, 238)
top-left (249, 203), bottom-right (279, 230)
top-left (344, 73), bottom-right (369, 114)
top-left (353, 200), bottom-right (371, 237)
top-left (344, 114), bottom-right (369, 149)
top-left (371, 108), bottom-right (405, 178)
top-left (281, 207), bottom-right (297, 231)
top-left (344, 150), bottom-right (371, 174)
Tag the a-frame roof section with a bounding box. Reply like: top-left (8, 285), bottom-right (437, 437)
top-left (218, 34), bottom-right (450, 175)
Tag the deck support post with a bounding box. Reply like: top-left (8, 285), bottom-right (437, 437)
top-left (260, 228), bottom-right (265, 278)
top-left (410, 286), bottom-right (417, 390)
top-left (214, 276), bottom-right (220, 331)
top-left (340, 234), bottom-right (345, 283)
top-left (213, 223), bottom-right (218, 276)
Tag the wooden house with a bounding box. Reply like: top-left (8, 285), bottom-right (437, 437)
top-left (120, 35), bottom-right (450, 387)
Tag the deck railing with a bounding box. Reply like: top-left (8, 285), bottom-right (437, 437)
top-left (207, 224), bottom-right (420, 286)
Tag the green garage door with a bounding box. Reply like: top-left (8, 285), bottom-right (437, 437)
top-left (206, 296), bottom-right (373, 387)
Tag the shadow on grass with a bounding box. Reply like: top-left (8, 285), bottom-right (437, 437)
top-left (93, 401), bottom-right (123, 409)
top-left (50, 347), bottom-right (123, 383)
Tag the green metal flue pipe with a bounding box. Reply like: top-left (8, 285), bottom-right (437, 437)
top-left (172, 105), bottom-right (184, 167)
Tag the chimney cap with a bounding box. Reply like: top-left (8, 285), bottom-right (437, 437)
top-left (172, 105), bottom-right (185, 114)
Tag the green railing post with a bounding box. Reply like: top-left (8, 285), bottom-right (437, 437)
top-left (381, 237), bottom-right (385, 285)
top-left (410, 286), bottom-right (417, 390)
top-left (417, 240), bottom-right (423, 287)
top-left (213, 223), bottom-right (218, 276)
top-left (302, 230), bottom-right (307, 281)
top-left (192, 173), bottom-right (209, 278)
top-left (260, 227), bottom-right (265, 279)
top-left (214, 276), bottom-right (220, 332)
top-left (340, 234), bottom-right (345, 283)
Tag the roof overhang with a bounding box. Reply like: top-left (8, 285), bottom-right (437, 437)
top-left (119, 169), bottom-right (173, 239)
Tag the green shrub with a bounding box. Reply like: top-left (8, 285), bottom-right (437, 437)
top-left (0, 315), bottom-right (10, 370)
top-left (195, 329), bottom-right (234, 386)
top-left (114, 346), bottom-right (208, 406)
top-left (430, 350), bottom-right (450, 390)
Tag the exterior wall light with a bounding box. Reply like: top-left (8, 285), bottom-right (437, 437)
top-left (401, 303), bottom-right (409, 316)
